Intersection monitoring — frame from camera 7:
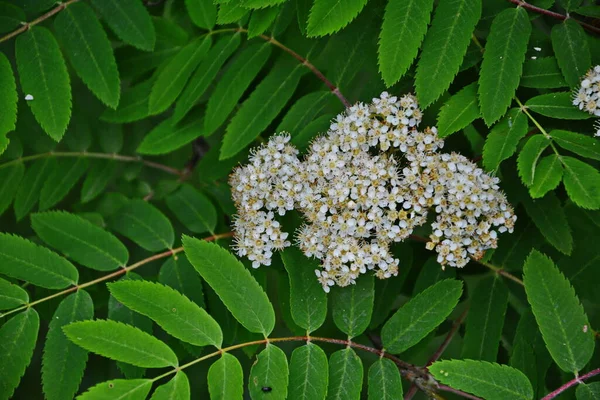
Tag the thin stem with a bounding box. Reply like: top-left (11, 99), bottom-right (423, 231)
top-left (438, 384), bottom-right (483, 400)
top-left (506, 0), bottom-right (600, 35)
top-left (0, 151), bottom-right (184, 177)
top-left (541, 368), bottom-right (600, 399)
top-left (515, 97), bottom-right (564, 160)
top-left (0, 232), bottom-right (234, 320)
top-left (0, 0), bottom-right (81, 43)
top-left (404, 308), bottom-right (469, 400)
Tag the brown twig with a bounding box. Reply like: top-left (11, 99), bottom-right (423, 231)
top-left (0, 0), bottom-right (80, 43)
top-left (506, 0), bottom-right (600, 35)
top-left (438, 384), bottom-right (483, 400)
top-left (541, 368), bottom-right (600, 399)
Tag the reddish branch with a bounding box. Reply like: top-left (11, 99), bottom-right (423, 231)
top-left (541, 368), bottom-right (600, 399)
top-left (506, 0), bottom-right (600, 35)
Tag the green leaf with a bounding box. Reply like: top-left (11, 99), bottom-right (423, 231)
top-left (382, 279), bottom-right (463, 354)
top-left (461, 276), bottom-right (508, 361)
top-left (108, 280), bottom-right (222, 348)
top-left (551, 130), bottom-right (600, 161)
top-left (327, 348), bottom-right (363, 400)
top-left (368, 358), bottom-right (403, 400)
top-left (109, 199), bottom-right (175, 251)
top-left (183, 236), bottom-right (276, 336)
top-left (292, 113), bottom-right (334, 151)
top-left (415, 0), bottom-right (481, 107)
top-left (306, 0), bottom-right (368, 36)
top-left (81, 159), bottom-right (118, 203)
top-left (249, 344), bottom-right (289, 399)
top-left (0, 233), bottom-right (78, 289)
top-left (552, 19), bottom-right (590, 88)
top-left (185, 0), bottom-right (217, 29)
top-left (0, 163), bottom-right (24, 216)
top-left (577, 383), bottom-right (600, 400)
top-left (510, 341), bottom-right (537, 394)
top-left (523, 192), bottom-right (573, 254)
top-left (39, 158), bottom-right (88, 210)
top-left (378, 0), bottom-right (434, 86)
top-left (42, 291), bottom-right (94, 400)
top-left (0, 309), bottom-right (39, 400)
top-left (208, 353), bottom-right (244, 400)
top-left (574, 6), bottom-right (600, 18)
top-left (54, 2), bottom-right (120, 108)
top-left (559, 0), bottom-right (583, 11)
top-left (15, 27), bottom-right (71, 141)
top-left (63, 320), bottom-right (179, 368)
top-left (482, 108), bottom-right (528, 171)
top-left (437, 82), bottom-right (480, 138)
top-left (159, 254), bottom-right (205, 308)
top-left (32, 211), bottom-right (128, 271)
top-left (150, 371), bottom-right (189, 400)
top-left (530, 154), bottom-right (563, 198)
top-left (0, 53), bottom-right (17, 142)
top-left (277, 91), bottom-right (332, 135)
top-left (221, 58), bottom-right (305, 159)
top-left (517, 135), bottom-right (551, 186)
top-left (248, 6), bottom-right (280, 37)
top-left (523, 250), bottom-right (594, 372)
top-left (562, 156), bottom-right (600, 210)
top-left (288, 343), bottom-right (329, 400)
top-left (429, 360), bottom-right (533, 400)
top-left (281, 248), bottom-right (328, 333)
top-left (14, 158), bottom-right (56, 220)
top-left (204, 43), bottom-right (272, 134)
top-left (149, 36), bottom-right (212, 115)
top-left (520, 57), bottom-right (568, 89)
top-left (0, 277), bottom-right (28, 309)
top-left (90, 0), bottom-right (155, 51)
top-left (217, 3), bottom-right (249, 24)
top-left (174, 34), bottom-right (241, 122)
top-left (137, 117), bottom-right (209, 155)
top-left (77, 379), bottom-right (152, 400)
top-left (478, 7), bottom-right (531, 125)
top-left (526, 92), bottom-right (593, 120)
top-left (244, 0), bottom-right (287, 8)
top-left (331, 275), bottom-right (374, 338)
top-left (101, 80), bottom-right (152, 123)
top-left (166, 184), bottom-right (217, 234)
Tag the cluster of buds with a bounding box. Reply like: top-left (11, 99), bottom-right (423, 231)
top-left (230, 92), bottom-right (516, 292)
top-left (572, 65), bottom-right (600, 136)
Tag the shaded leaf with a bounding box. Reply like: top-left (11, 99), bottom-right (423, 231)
top-left (32, 211), bottom-right (128, 271)
top-left (0, 233), bottom-right (78, 289)
top-left (378, 0), bottom-right (434, 86)
top-left (159, 254), bottom-right (205, 308)
top-left (517, 135), bottom-right (551, 186)
top-left (208, 353), bottom-right (244, 400)
top-left (0, 309), bottom-right (39, 400)
top-left (54, 2), bottom-right (120, 108)
top-left (520, 57), bottom-right (568, 89)
top-left (101, 80), bottom-right (152, 123)
top-left (220, 58), bottom-right (305, 159)
top-left (90, 0), bottom-right (155, 51)
top-left (39, 158), bottom-right (88, 210)
top-left (526, 92), bottom-right (593, 120)
top-left (277, 91), bottom-right (332, 135)
top-left (552, 19), bottom-right (591, 88)
top-left (150, 371), bottom-right (189, 400)
top-left (368, 358), bottom-right (403, 400)
top-left (63, 320), bottom-right (179, 368)
top-left (482, 108), bottom-right (528, 172)
top-left (14, 157), bottom-right (56, 220)
top-left (577, 383), bottom-right (600, 400)
top-left (149, 36), bottom-right (211, 114)
top-left (562, 156), bottom-right (600, 210)
top-left (77, 379), bottom-right (152, 400)
top-left (307, 0), bottom-right (368, 37)
top-left (331, 274), bottom-right (374, 338)
top-left (523, 192), bottom-right (573, 254)
top-left (0, 163), bottom-right (24, 216)
top-left (415, 0), bottom-right (481, 107)
top-left (430, 360), bottom-right (533, 400)
top-left (478, 7), bottom-right (531, 125)
top-left (281, 248), bottom-right (328, 333)
top-left (523, 250), bottom-right (594, 372)
top-left (204, 43), bottom-right (272, 134)
top-left (81, 159), bottom-right (118, 203)
top-left (42, 291), bottom-right (94, 400)
top-left (110, 199), bottom-right (175, 252)
top-left (437, 82), bottom-right (480, 138)
top-left (382, 279), bottom-right (462, 354)
top-left (0, 277), bottom-right (28, 309)
top-left (327, 348), bottom-right (363, 400)
top-left (288, 343), bottom-right (328, 400)
top-left (249, 344), bottom-right (289, 399)
top-left (186, 0), bottom-right (217, 29)
top-left (551, 130), bottom-right (600, 161)
top-left (183, 236), bottom-right (276, 336)
top-left (108, 280), bottom-right (222, 348)
top-left (530, 154), bottom-right (563, 198)
top-left (137, 117), bottom-right (209, 155)
top-left (166, 184), bottom-right (217, 234)
top-left (0, 53), bottom-right (17, 144)
top-left (461, 276), bottom-right (508, 361)
top-left (15, 27), bottom-right (71, 140)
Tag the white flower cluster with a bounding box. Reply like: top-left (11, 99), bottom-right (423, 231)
top-left (573, 65), bottom-right (600, 137)
top-left (230, 92), bottom-right (516, 292)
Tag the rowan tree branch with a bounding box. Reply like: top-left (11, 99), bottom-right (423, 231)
top-left (541, 368), bottom-right (600, 399)
top-left (506, 0), bottom-right (600, 35)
